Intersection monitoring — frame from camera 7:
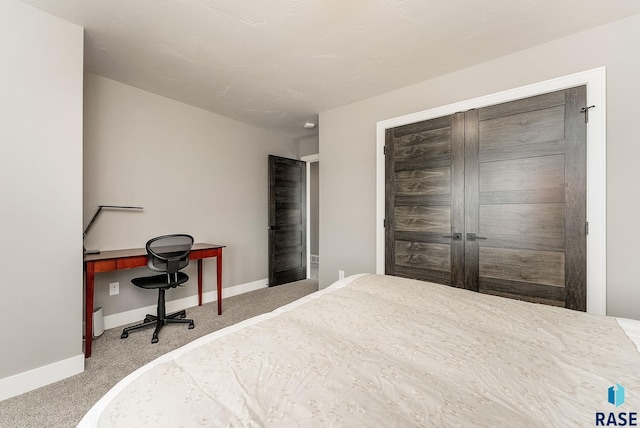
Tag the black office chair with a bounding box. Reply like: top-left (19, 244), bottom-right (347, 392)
top-left (121, 234), bottom-right (195, 343)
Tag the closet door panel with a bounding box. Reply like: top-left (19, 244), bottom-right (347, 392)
top-left (385, 86), bottom-right (586, 310)
top-left (386, 114), bottom-right (465, 287)
top-left (464, 109), bottom-right (480, 291)
top-left (478, 188), bottom-right (565, 205)
top-left (478, 90), bottom-right (566, 121)
top-left (479, 139), bottom-right (566, 163)
top-left (563, 86), bottom-right (588, 311)
top-left (470, 87), bottom-right (586, 310)
top-left (394, 206), bottom-right (451, 232)
top-left (479, 105), bottom-right (566, 149)
top-left (479, 203), bottom-right (565, 251)
top-left (395, 241), bottom-right (451, 284)
top-left (395, 167), bottom-right (451, 198)
top-left (479, 155), bottom-right (565, 193)
top-left (477, 277), bottom-right (567, 306)
top-left (479, 247), bottom-right (565, 287)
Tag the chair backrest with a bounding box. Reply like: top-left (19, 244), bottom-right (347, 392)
top-left (145, 234), bottom-right (194, 274)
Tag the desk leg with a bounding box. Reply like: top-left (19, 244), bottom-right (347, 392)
top-left (217, 251), bottom-right (223, 315)
top-left (197, 259), bottom-right (203, 306)
top-left (85, 262), bottom-right (95, 358)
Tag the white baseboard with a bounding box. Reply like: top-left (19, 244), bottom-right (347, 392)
top-left (0, 279), bottom-right (269, 403)
top-left (103, 278), bottom-right (268, 330)
top-left (0, 354), bottom-right (84, 402)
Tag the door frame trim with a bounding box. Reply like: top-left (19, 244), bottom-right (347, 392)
top-left (302, 154), bottom-right (319, 279)
top-left (375, 67), bottom-right (606, 315)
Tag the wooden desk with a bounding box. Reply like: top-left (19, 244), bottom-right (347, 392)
top-left (83, 243), bottom-right (224, 358)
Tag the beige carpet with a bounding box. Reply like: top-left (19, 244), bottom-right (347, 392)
top-left (0, 279), bottom-right (318, 428)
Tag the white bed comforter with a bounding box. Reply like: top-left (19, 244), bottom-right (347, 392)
top-left (79, 274), bottom-right (640, 427)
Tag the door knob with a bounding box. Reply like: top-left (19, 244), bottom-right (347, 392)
top-left (443, 233), bottom-right (462, 240)
top-left (466, 233), bottom-right (487, 241)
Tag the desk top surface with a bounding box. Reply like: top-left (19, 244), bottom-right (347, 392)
top-left (84, 243), bottom-right (225, 262)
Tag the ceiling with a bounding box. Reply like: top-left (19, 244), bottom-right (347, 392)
top-left (19, 0), bottom-right (640, 138)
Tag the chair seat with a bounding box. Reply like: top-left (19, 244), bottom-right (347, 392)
top-left (131, 271), bottom-right (189, 289)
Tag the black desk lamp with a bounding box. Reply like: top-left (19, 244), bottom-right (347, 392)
top-left (83, 205), bottom-right (144, 254)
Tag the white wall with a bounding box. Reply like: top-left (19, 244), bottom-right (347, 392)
top-left (0, 0), bottom-right (84, 398)
top-left (298, 134), bottom-right (319, 158)
top-left (310, 162), bottom-right (319, 256)
top-left (83, 73), bottom-right (298, 317)
top-left (298, 135), bottom-right (320, 258)
top-left (319, 13), bottom-right (640, 321)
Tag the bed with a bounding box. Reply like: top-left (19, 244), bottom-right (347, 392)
top-left (78, 274), bottom-right (640, 427)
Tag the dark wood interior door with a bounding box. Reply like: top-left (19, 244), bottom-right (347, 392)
top-left (467, 87), bottom-right (587, 310)
top-left (385, 114), bottom-right (465, 287)
top-left (268, 155), bottom-right (307, 287)
top-left (385, 87), bottom-right (587, 311)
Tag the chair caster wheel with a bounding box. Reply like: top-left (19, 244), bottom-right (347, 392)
top-left (180, 313), bottom-right (186, 319)
top-left (121, 332), bottom-right (128, 339)
top-left (188, 322), bottom-right (195, 329)
top-left (151, 337), bottom-right (158, 344)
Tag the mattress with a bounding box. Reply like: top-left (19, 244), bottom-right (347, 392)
top-left (79, 274), bottom-right (640, 427)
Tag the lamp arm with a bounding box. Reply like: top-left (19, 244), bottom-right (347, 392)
top-left (83, 206), bottom-right (104, 238)
top-left (83, 205), bottom-right (144, 238)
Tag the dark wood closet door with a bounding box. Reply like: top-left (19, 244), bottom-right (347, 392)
top-left (385, 86), bottom-right (587, 311)
top-left (467, 87), bottom-right (587, 310)
top-left (385, 114), bottom-right (465, 287)
top-left (268, 155), bottom-right (307, 287)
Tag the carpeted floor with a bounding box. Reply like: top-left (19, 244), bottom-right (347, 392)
top-left (0, 279), bottom-right (318, 428)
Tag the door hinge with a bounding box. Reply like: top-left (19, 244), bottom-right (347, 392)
top-left (585, 221), bottom-right (589, 235)
top-left (580, 105), bottom-right (595, 123)
top-left (383, 219), bottom-right (386, 228)
top-left (383, 145), bottom-right (386, 155)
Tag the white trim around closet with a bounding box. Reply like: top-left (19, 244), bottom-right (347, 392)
top-left (375, 67), bottom-right (607, 315)
top-left (301, 154), bottom-right (319, 279)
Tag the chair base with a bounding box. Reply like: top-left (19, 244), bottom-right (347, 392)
top-left (121, 309), bottom-right (194, 343)
top-left (120, 287), bottom-right (194, 344)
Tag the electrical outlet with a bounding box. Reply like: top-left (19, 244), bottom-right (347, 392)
top-left (109, 282), bottom-right (119, 296)
top-left (338, 270), bottom-right (345, 280)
